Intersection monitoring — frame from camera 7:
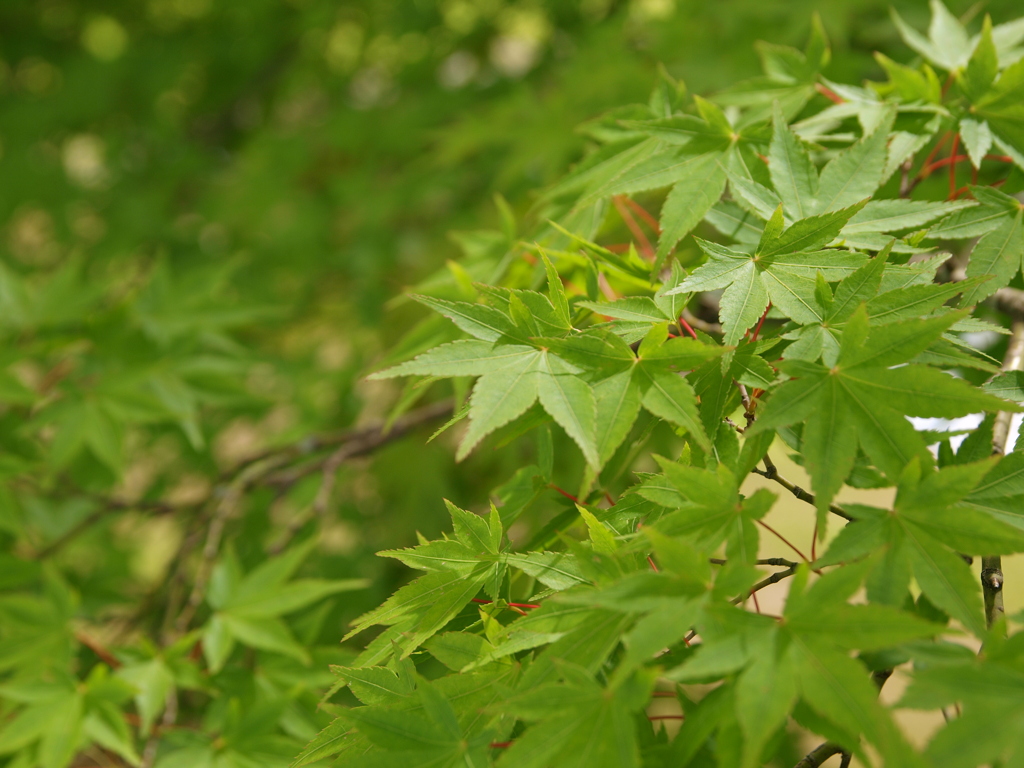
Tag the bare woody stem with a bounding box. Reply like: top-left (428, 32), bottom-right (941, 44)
top-left (167, 399), bottom-right (454, 636)
top-left (34, 498), bottom-right (182, 559)
top-left (794, 742), bottom-right (843, 768)
top-left (684, 563), bottom-right (800, 643)
top-left (34, 400), bottom-right (455, 563)
top-left (755, 454), bottom-right (852, 522)
top-left (984, 319), bottom-right (1024, 628)
top-left (172, 451), bottom-right (294, 635)
top-left (732, 565), bottom-right (798, 605)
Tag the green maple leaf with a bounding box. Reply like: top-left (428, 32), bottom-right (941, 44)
top-left (841, 198), bottom-right (976, 251)
top-left (666, 203), bottom-right (869, 343)
top-left (624, 97), bottom-right (772, 264)
top-left (372, 290), bottom-right (608, 467)
top-left (751, 307), bottom-right (1021, 520)
top-left (542, 325), bottom-right (725, 459)
top-left (714, 16), bottom-right (832, 124)
top-left (327, 675), bottom-right (496, 768)
top-left (550, 528), bottom-right (712, 677)
top-left (821, 458), bottom-right (1024, 636)
top-left (971, 56), bottom-right (1024, 167)
top-left (494, 665), bottom-right (656, 768)
top-left (640, 459), bottom-right (776, 566)
top-left (902, 633), bottom-right (1024, 768)
top-left (952, 187), bottom-right (1024, 306)
top-left (349, 502), bottom-right (594, 666)
top-left (201, 540), bottom-right (366, 673)
top-left (893, 2), bottom-right (1024, 167)
top-left (728, 102), bottom-right (893, 224)
top-left (782, 245), bottom-right (989, 365)
top-left (891, 0), bottom-right (975, 72)
top-left (673, 563), bottom-right (937, 767)
top-left (346, 503), bottom-right (508, 660)
top-left (959, 450), bottom-right (1024, 530)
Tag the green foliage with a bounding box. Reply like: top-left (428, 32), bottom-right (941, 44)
top-left (322, 3), bottom-right (1024, 767)
top-left (7, 1), bottom-right (1024, 767)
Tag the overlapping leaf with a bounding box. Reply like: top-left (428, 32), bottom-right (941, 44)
top-left (666, 204), bottom-right (869, 342)
top-left (752, 307), bottom-right (1021, 520)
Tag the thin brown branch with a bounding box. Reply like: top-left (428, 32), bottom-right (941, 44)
top-left (226, 398), bottom-right (454, 481)
top-left (683, 562), bottom-right (799, 645)
top-left (74, 630), bottom-right (121, 669)
top-left (794, 742), bottom-right (843, 768)
top-left (756, 519), bottom-right (813, 563)
top-left (710, 557), bottom-right (798, 567)
top-left (33, 498), bottom-right (183, 560)
top-left (983, 320), bottom-right (1024, 628)
top-left (755, 454), bottom-right (852, 522)
top-left (33, 400), bottom-right (454, 563)
top-left (732, 565), bottom-right (798, 605)
top-left (172, 452), bottom-right (294, 635)
top-left (793, 667), bottom-right (892, 767)
top-left (263, 399), bottom-right (454, 490)
top-left (169, 399), bottom-right (453, 635)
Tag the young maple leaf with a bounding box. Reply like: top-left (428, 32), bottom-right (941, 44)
top-left (782, 244), bottom-right (991, 366)
top-left (749, 306), bottom-right (1022, 521)
top-left (892, 2), bottom-right (1024, 171)
top-left (952, 187), bottom-right (1024, 306)
top-left (639, 458), bottom-right (776, 565)
top-left (903, 635), bottom-right (1024, 768)
top-left (329, 674), bottom-right (496, 768)
top-left (542, 326), bottom-right (726, 460)
top-left (346, 502), bottom-right (506, 662)
top-left (671, 563), bottom-right (937, 768)
top-left (665, 202), bottom-right (869, 344)
top-left (494, 665), bottom-right (656, 768)
top-left (820, 458), bottom-right (1024, 636)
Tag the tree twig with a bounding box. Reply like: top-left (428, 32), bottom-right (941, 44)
top-left (172, 452), bottom-right (294, 635)
top-left (33, 400), bottom-right (454, 564)
top-left (140, 688), bottom-right (178, 768)
top-left (168, 399), bottom-right (453, 635)
top-left (732, 565), bottom-right (798, 605)
top-left (710, 557), bottom-right (797, 567)
top-left (754, 454), bottom-right (852, 522)
top-left (33, 498), bottom-right (183, 560)
top-left (683, 562), bottom-right (801, 644)
top-left (983, 319), bottom-right (1024, 628)
top-left (261, 399), bottom-right (454, 490)
top-left (794, 742), bottom-right (843, 768)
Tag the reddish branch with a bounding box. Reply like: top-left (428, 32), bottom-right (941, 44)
top-left (613, 196), bottom-right (656, 260)
top-left (815, 83), bottom-right (844, 104)
top-left (948, 133), bottom-right (960, 198)
top-left (75, 631), bottom-right (121, 669)
top-left (755, 519), bottom-right (811, 563)
top-left (548, 484), bottom-right (581, 503)
top-left (622, 197), bottom-right (661, 235)
top-left (471, 598), bottom-right (541, 609)
top-left (677, 314), bottom-right (700, 340)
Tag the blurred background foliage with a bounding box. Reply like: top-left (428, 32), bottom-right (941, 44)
top-left (2, 0), bottom-right (1023, 765)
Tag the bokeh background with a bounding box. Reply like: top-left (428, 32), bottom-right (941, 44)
top-left (3, 1), bottom-right (1023, 764)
